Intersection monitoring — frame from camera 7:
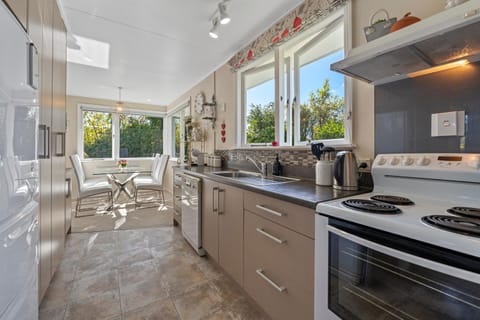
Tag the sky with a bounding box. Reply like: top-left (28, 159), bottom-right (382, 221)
top-left (246, 50), bottom-right (345, 108)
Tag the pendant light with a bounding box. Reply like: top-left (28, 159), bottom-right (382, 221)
top-left (116, 86), bottom-right (124, 112)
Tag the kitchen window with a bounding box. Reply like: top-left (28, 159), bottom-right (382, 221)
top-left (169, 102), bottom-right (190, 161)
top-left (238, 6), bottom-right (351, 147)
top-left (78, 105), bottom-right (164, 159)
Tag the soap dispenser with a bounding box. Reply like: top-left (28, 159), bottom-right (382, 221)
top-left (272, 154), bottom-right (282, 176)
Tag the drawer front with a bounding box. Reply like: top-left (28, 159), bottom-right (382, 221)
top-left (244, 211), bottom-right (314, 320)
top-left (244, 191), bottom-right (314, 238)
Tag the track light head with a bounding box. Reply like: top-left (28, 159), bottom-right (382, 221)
top-left (209, 18), bottom-right (219, 39)
top-left (218, 2), bottom-right (230, 25)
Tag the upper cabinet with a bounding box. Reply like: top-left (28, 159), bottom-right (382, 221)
top-left (4, 0), bottom-right (27, 29)
top-left (332, 1), bottom-right (480, 85)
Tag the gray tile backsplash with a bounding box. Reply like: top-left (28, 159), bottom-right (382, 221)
top-left (375, 61), bottom-right (480, 154)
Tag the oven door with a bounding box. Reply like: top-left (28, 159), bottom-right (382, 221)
top-left (315, 215), bottom-right (480, 320)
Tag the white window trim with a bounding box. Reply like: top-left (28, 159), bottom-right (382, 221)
top-left (164, 99), bottom-right (190, 161)
top-left (77, 103), bottom-right (165, 160)
top-left (236, 1), bottom-right (353, 148)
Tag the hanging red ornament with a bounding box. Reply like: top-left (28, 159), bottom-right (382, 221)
top-left (247, 50), bottom-right (254, 60)
top-left (293, 16), bottom-right (302, 31)
top-left (281, 28), bottom-right (289, 38)
top-left (272, 36), bottom-right (280, 43)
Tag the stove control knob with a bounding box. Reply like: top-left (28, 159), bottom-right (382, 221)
top-left (402, 157), bottom-right (414, 166)
top-left (416, 156), bottom-right (430, 166)
top-left (390, 157), bottom-right (400, 165)
top-left (377, 157), bottom-right (387, 165)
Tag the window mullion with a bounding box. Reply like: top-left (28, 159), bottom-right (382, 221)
top-left (113, 113), bottom-right (120, 159)
top-left (293, 52), bottom-right (301, 146)
top-left (274, 48), bottom-right (282, 145)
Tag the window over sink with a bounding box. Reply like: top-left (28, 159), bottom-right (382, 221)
top-left (238, 5), bottom-right (352, 147)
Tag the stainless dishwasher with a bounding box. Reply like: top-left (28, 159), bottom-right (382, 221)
top-left (181, 174), bottom-right (205, 256)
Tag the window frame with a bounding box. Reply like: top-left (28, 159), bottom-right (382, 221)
top-left (77, 103), bottom-right (165, 160)
top-left (165, 99), bottom-right (190, 161)
top-left (237, 2), bottom-right (352, 148)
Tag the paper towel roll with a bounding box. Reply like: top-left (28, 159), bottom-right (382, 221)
top-left (316, 160), bottom-right (333, 186)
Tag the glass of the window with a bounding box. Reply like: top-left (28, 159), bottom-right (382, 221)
top-left (243, 61), bottom-right (275, 145)
top-left (119, 114), bottom-right (163, 158)
top-left (82, 110), bottom-right (112, 158)
top-left (294, 18), bottom-right (345, 144)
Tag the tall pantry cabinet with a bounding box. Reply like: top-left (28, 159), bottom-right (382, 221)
top-left (7, 0), bottom-right (68, 300)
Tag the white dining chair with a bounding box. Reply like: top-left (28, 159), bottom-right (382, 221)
top-left (70, 154), bottom-right (113, 216)
top-left (133, 154), bottom-right (169, 206)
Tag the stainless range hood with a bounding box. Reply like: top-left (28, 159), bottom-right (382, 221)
top-left (331, 1), bottom-right (480, 85)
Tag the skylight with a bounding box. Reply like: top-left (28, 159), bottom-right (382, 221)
top-left (67, 35), bottom-right (110, 69)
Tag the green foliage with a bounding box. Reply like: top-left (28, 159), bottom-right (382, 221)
top-left (83, 111), bottom-right (163, 159)
top-left (300, 79), bottom-right (344, 141)
top-left (119, 115), bottom-right (163, 157)
top-left (246, 101), bottom-right (275, 143)
top-left (246, 79), bottom-right (344, 144)
top-left (83, 111), bottom-right (112, 158)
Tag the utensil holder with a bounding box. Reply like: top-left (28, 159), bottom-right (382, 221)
top-left (316, 160), bottom-right (333, 186)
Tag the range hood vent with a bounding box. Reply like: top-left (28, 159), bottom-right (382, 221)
top-left (331, 1), bottom-right (480, 85)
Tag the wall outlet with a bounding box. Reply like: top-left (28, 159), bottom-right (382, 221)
top-left (358, 159), bottom-right (372, 171)
top-left (431, 111), bottom-right (465, 137)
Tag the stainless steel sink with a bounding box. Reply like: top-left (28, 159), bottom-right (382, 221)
top-left (211, 170), bottom-right (299, 186)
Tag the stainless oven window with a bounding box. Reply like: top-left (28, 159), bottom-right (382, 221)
top-left (328, 222), bottom-right (480, 320)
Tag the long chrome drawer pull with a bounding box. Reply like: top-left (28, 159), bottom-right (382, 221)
top-left (256, 228), bottom-right (286, 244)
top-left (255, 204), bottom-right (285, 217)
top-left (256, 269), bottom-right (286, 293)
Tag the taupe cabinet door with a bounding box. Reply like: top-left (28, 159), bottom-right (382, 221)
top-left (218, 184), bottom-right (243, 285)
top-left (201, 179), bottom-right (244, 286)
top-left (202, 179), bottom-right (219, 261)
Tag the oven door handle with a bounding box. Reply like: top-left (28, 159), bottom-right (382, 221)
top-left (326, 225), bottom-right (480, 285)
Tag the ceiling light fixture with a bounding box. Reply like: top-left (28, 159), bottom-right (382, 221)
top-left (209, 18), bottom-right (219, 39)
top-left (218, 2), bottom-right (230, 25)
top-left (116, 86), bottom-right (124, 112)
top-left (208, 0), bottom-right (231, 39)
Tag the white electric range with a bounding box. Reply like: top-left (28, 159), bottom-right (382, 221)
top-left (315, 153), bottom-right (480, 320)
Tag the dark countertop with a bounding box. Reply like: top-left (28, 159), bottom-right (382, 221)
top-left (174, 165), bottom-right (369, 209)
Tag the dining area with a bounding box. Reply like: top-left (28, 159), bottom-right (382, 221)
top-left (67, 153), bottom-right (172, 232)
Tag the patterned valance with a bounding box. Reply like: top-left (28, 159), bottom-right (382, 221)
top-left (228, 0), bottom-right (347, 70)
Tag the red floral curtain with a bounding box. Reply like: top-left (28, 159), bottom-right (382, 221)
top-left (228, 0), bottom-right (347, 70)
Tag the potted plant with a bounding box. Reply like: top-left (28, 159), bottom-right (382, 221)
top-left (118, 159), bottom-right (128, 168)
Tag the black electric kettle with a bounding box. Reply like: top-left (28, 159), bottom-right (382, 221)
top-left (333, 151), bottom-right (359, 191)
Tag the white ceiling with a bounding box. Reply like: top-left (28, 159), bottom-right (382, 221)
top-left (59, 0), bottom-right (303, 107)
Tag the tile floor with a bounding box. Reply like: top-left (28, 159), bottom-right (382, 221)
top-left (39, 226), bottom-right (270, 320)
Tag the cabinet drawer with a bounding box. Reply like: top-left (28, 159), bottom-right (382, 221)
top-left (244, 211), bottom-right (314, 320)
top-left (244, 191), bottom-right (314, 238)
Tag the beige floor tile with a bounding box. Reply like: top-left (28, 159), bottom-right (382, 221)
top-left (120, 278), bottom-right (168, 312)
top-left (196, 258), bottom-right (224, 281)
top-left (43, 222), bottom-right (264, 320)
top-left (118, 260), bottom-right (161, 287)
top-left (117, 247), bottom-right (154, 267)
top-left (39, 305), bottom-right (66, 320)
top-left (172, 283), bottom-right (223, 320)
top-left (71, 270), bottom-right (119, 301)
top-left (75, 255), bottom-right (117, 279)
top-left (123, 299), bottom-right (180, 320)
top-left (40, 279), bottom-right (72, 312)
top-left (65, 290), bottom-right (121, 320)
top-left (208, 276), bottom-right (244, 304)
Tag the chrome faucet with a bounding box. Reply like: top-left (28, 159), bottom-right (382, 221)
top-left (246, 156), bottom-right (268, 177)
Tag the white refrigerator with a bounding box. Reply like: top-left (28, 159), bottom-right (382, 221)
top-left (0, 2), bottom-right (40, 319)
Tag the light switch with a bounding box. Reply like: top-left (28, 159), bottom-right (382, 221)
top-left (431, 111), bottom-right (465, 137)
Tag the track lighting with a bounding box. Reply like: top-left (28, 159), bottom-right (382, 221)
top-left (218, 2), bottom-right (230, 25)
top-left (208, 0), bottom-right (231, 39)
top-left (115, 86), bottom-right (124, 111)
top-left (209, 18), bottom-right (219, 39)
